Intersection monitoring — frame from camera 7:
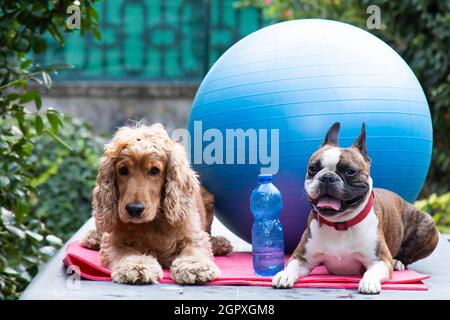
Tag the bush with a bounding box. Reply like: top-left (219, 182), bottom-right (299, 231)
top-left (415, 193), bottom-right (450, 233)
top-left (0, 207), bottom-right (62, 299)
top-left (30, 115), bottom-right (102, 241)
top-left (0, 112), bottom-right (101, 300)
top-left (0, 113), bottom-right (102, 300)
top-left (0, 0), bottom-right (100, 299)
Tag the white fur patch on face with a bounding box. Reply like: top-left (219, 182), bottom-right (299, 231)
top-left (304, 147), bottom-right (341, 199)
top-left (321, 147), bottom-right (341, 171)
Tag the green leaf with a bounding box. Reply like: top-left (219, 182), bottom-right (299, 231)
top-left (34, 94), bottom-right (42, 110)
top-left (17, 90), bottom-right (42, 110)
top-left (15, 109), bottom-right (28, 136)
top-left (25, 230), bottom-right (44, 242)
top-left (19, 90), bottom-right (39, 104)
top-left (46, 235), bottom-right (63, 246)
top-left (41, 64), bottom-right (74, 72)
top-left (41, 71), bottom-right (52, 90)
top-left (6, 93), bottom-right (20, 101)
top-left (48, 23), bottom-right (64, 45)
top-left (4, 267), bottom-right (18, 275)
top-left (32, 37), bottom-right (47, 54)
top-left (13, 36), bottom-right (30, 52)
top-left (46, 109), bottom-right (63, 133)
top-left (14, 201), bottom-right (31, 219)
top-left (43, 129), bottom-right (72, 151)
top-left (19, 271), bottom-right (32, 282)
top-left (39, 246), bottom-right (57, 257)
top-left (5, 225), bottom-right (26, 239)
top-left (34, 115), bottom-right (44, 134)
top-left (1, 208), bottom-right (15, 226)
top-left (22, 255), bottom-right (38, 264)
top-left (20, 59), bottom-right (32, 69)
top-left (88, 5), bottom-right (100, 21)
top-left (0, 176), bottom-right (10, 188)
top-left (92, 28), bottom-right (102, 41)
top-left (6, 51), bottom-right (17, 66)
top-left (30, 160), bottom-right (59, 187)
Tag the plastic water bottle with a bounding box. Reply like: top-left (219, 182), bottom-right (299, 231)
top-left (251, 174), bottom-right (285, 276)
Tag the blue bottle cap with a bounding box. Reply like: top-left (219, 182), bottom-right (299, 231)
top-left (258, 174), bottom-right (272, 182)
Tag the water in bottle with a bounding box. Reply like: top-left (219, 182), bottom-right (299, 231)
top-left (251, 174), bottom-right (285, 276)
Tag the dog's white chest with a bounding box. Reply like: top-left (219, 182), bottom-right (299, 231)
top-left (321, 254), bottom-right (363, 275)
top-left (305, 211), bottom-right (379, 275)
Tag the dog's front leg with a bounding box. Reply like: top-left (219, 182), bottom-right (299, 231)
top-left (80, 227), bottom-right (104, 250)
top-left (272, 257), bottom-right (314, 288)
top-left (170, 232), bottom-right (220, 284)
top-left (358, 260), bottom-right (391, 294)
top-left (272, 223), bottom-right (319, 288)
top-left (358, 239), bottom-right (392, 294)
top-left (111, 253), bottom-right (163, 285)
top-left (101, 242), bottom-right (163, 284)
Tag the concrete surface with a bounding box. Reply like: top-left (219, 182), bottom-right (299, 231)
top-left (21, 218), bottom-right (450, 300)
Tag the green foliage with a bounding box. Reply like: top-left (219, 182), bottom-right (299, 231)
top-left (237, 0), bottom-right (450, 197)
top-left (30, 115), bottom-right (102, 241)
top-left (0, 207), bottom-right (62, 299)
top-left (415, 193), bottom-right (450, 233)
top-left (0, 0), bottom-right (100, 299)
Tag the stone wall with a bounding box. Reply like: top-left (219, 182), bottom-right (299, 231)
top-left (39, 82), bottom-right (199, 133)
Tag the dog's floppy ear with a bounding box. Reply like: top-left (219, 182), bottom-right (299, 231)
top-left (321, 122), bottom-right (340, 147)
top-left (162, 141), bottom-right (199, 225)
top-left (92, 145), bottom-right (119, 233)
top-left (352, 123), bottom-right (370, 162)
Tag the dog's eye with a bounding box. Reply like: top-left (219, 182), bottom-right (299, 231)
top-left (344, 169), bottom-right (357, 176)
top-left (149, 167), bottom-right (160, 176)
top-left (308, 166), bottom-right (319, 175)
top-left (118, 166), bottom-right (129, 175)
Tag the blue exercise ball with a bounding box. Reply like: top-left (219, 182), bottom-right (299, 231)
top-left (188, 19), bottom-right (432, 252)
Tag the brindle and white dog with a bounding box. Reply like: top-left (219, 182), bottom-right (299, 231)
top-left (272, 122), bottom-right (439, 294)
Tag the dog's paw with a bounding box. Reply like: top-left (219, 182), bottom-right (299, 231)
top-left (80, 229), bottom-right (103, 250)
top-left (211, 236), bottom-right (233, 256)
top-left (272, 269), bottom-right (298, 289)
top-left (358, 277), bottom-right (381, 294)
top-left (171, 259), bottom-right (220, 284)
top-left (393, 259), bottom-right (406, 271)
top-left (111, 255), bottom-right (163, 284)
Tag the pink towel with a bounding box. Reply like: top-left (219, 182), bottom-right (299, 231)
top-left (64, 241), bottom-right (430, 291)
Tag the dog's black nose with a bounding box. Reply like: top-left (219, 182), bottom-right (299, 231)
top-left (125, 203), bottom-right (145, 217)
top-left (319, 173), bottom-right (339, 184)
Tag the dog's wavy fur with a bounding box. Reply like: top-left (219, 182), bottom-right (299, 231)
top-left (81, 123), bottom-right (232, 284)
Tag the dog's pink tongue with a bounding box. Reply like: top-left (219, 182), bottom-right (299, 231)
top-left (317, 196), bottom-right (341, 211)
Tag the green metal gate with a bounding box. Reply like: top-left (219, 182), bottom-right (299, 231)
top-left (37, 0), bottom-right (264, 82)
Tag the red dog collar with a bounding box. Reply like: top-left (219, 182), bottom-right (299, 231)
top-left (313, 192), bottom-right (375, 231)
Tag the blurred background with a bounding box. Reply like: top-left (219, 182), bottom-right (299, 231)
top-left (36, 0), bottom-right (265, 132)
top-left (0, 0), bottom-right (448, 299)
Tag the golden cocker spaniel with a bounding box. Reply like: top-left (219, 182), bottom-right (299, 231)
top-left (81, 123), bottom-right (232, 284)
